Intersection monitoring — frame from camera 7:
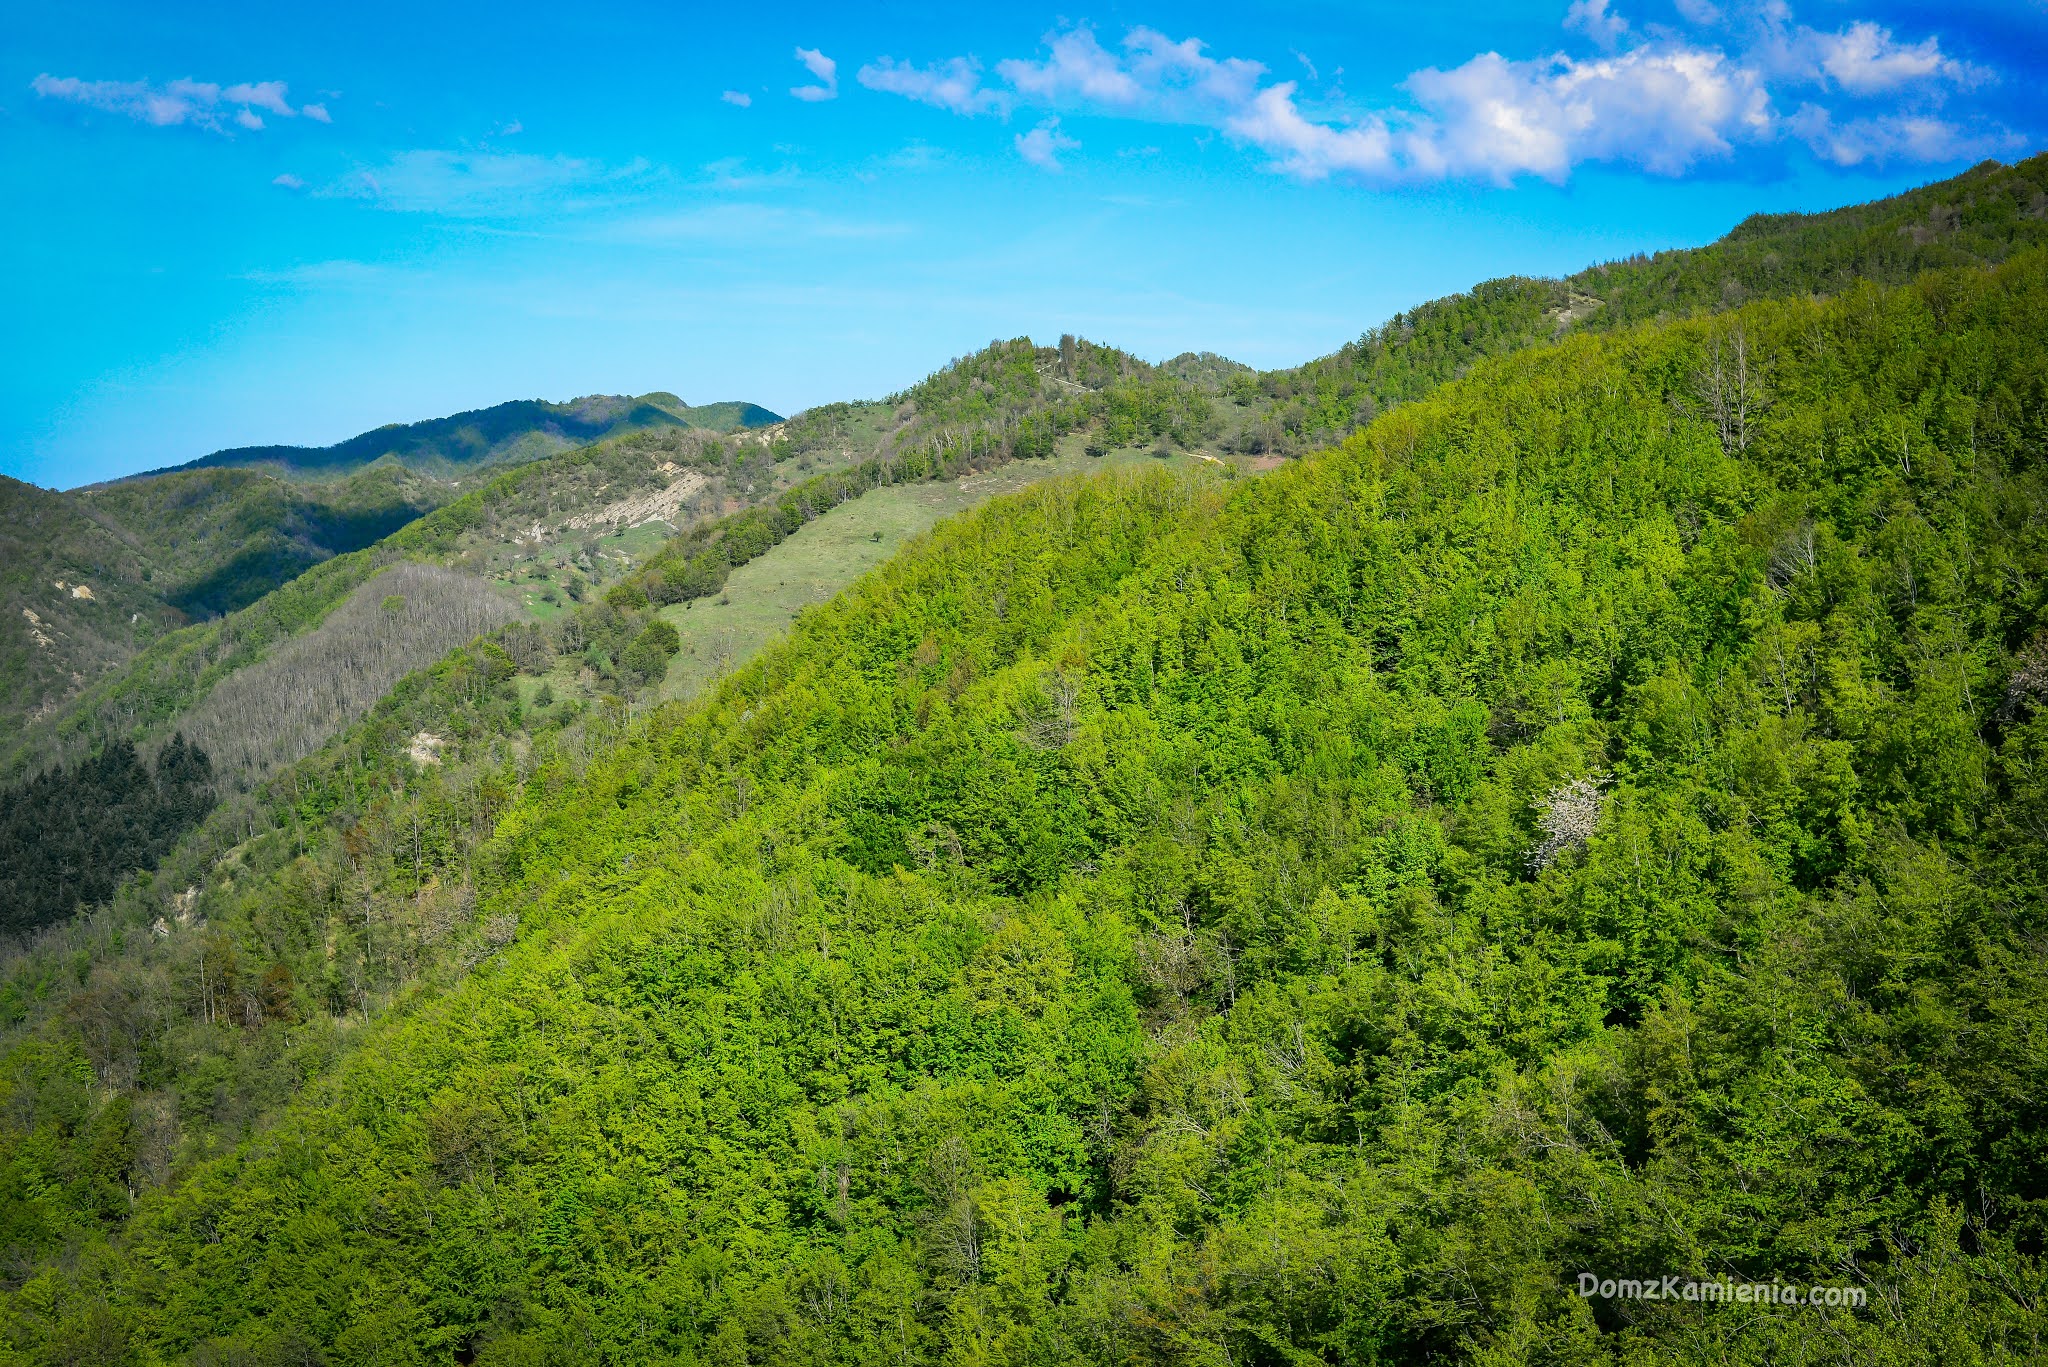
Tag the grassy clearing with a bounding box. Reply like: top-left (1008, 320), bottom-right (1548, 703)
top-left (657, 443), bottom-right (1214, 702)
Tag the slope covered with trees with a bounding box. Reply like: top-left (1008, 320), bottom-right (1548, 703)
top-left (77, 462), bottom-right (448, 619)
top-left (1238, 152), bottom-right (2048, 456)
top-left (4, 234), bottom-right (2044, 1362)
top-left (0, 424), bottom-right (821, 784)
top-left (0, 390), bottom-right (786, 745)
top-left (4, 460), bottom-right (449, 755)
top-left (144, 391), bottom-right (783, 481)
top-left (0, 735), bottom-right (213, 936)
top-left (0, 476), bottom-right (186, 744)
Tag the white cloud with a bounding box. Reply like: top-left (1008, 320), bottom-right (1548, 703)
top-left (1565, 0), bottom-right (1630, 50)
top-left (33, 75), bottom-right (210, 127)
top-left (1224, 83), bottom-right (1394, 179)
top-left (325, 150), bottom-right (648, 216)
top-left (857, 57), bottom-right (1010, 115)
top-left (722, 90), bottom-right (752, 107)
top-left (32, 73), bottom-right (328, 132)
top-left (165, 79), bottom-right (222, 111)
top-left (1788, 104), bottom-right (2015, 166)
top-left (272, 173), bottom-right (305, 190)
top-left (1812, 22), bottom-right (1985, 94)
top-left (1401, 44), bottom-right (1773, 182)
top-left (999, 28), bottom-right (1144, 106)
top-left (855, 8), bottom-right (2004, 186)
top-left (1015, 118), bottom-right (1079, 170)
top-left (791, 47), bottom-right (838, 102)
top-left (995, 27), bottom-right (1263, 119)
top-left (224, 81), bottom-right (294, 116)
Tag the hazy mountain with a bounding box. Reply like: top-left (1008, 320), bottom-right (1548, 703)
top-left (135, 391), bottom-right (784, 482)
top-left (0, 475), bottom-right (177, 738)
top-left (1, 393), bottom-right (783, 762)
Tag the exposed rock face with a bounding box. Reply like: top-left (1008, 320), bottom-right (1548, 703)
top-left (561, 470), bottom-right (710, 532)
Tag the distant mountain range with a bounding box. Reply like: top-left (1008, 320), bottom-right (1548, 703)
top-left (132, 391), bottom-right (783, 483)
top-left (3, 390), bottom-right (781, 749)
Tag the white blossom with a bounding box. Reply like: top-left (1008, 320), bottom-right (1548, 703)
top-left (1528, 775), bottom-right (1606, 872)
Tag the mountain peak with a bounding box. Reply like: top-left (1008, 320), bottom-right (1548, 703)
top-left (129, 391), bottom-right (784, 486)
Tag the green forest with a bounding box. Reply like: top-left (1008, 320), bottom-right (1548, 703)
top-left (0, 736), bottom-right (213, 936)
top-left (3, 158), bottom-right (2048, 1363)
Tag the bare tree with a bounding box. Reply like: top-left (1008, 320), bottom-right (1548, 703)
top-left (2009, 636), bottom-right (2048, 710)
top-left (1692, 324), bottom-right (1768, 454)
top-left (1767, 521), bottom-right (1818, 590)
top-left (184, 564), bottom-right (519, 784)
top-left (1528, 776), bottom-right (1606, 873)
top-left (1020, 669), bottom-right (1080, 749)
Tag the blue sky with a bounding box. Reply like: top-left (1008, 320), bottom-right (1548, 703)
top-left (4, 0), bottom-right (2042, 487)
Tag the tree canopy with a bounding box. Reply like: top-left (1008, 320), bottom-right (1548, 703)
top-left (4, 238), bottom-right (2046, 1362)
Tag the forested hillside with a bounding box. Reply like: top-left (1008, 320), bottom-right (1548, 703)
top-left (0, 419), bottom-right (903, 940)
top-left (16, 155), bottom-right (2039, 798)
top-left (76, 462), bottom-right (448, 619)
top-left (0, 424), bottom-right (808, 782)
top-left (0, 735), bottom-right (213, 937)
top-left (0, 393), bottom-right (786, 750)
top-left (1238, 152), bottom-right (2048, 454)
top-left (145, 391), bottom-right (783, 481)
top-left (4, 227), bottom-right (2044, 1364)
top-left (0, 477), bottom-right (184, 741)
top-left (3, 461), bottom-right (450, 753)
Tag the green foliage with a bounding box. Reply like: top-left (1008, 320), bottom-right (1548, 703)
top-left (1583, 152), bottom-right (2048, 327)
top-left (621, 618), bottom-right (681, 684)
top-left (83, 461), bottom-right (451, 619)
top-left (0, 735), bottom-right (214, 935)
top-left (5, 247), bottom-right (2047, 1362)
top-left (0, 615), bottom-right (599, 1286)
top-left (8, 156), bottom-right (2048, 1364)
top-left (1240, 151), bottom-right (2048, 454)
top-left (148, 392), bottom-right (784, 481)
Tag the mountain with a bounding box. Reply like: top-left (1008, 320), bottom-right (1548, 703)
top-left (137, 391), bottom-right (785, 482)
top-left (0, 462), bottom-right (453, 754)
top-left (1233, 152), bottom-right (2048, 455)
top-left (5, 230), bottom-right (2044, 1367)
top-left (14, 151), bottom-right (2040, 794)
top-left (75, 461), bottom-right (448, 619)
top-left (3, 155), bottom-right (2048, 1363)
top-left (0, 411), bottom-right (872, 791)
top-left (0, 395), bottom-right (784, 767)
top-left (0, 476), bottom-right (178, 734)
